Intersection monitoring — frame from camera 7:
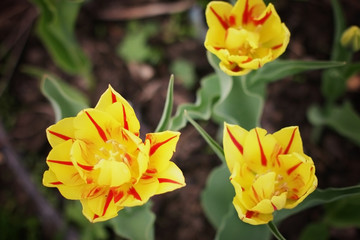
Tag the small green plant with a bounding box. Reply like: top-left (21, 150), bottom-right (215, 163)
top-left (117, 21), bottom-right (162, 64)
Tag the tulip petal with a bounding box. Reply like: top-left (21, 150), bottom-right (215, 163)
top-left (122, 129), bottom-right (149, 179)
top-left (146, 131), bottom-right (180, 172)
top-left (124, 181), bottom-right (159, 207)
top-left (243, 128), bottom-right (277, 171)
top-left (81, 193), bottom-right (121, 223)
top-left (233, 196), bottom-right (273, 225)
top-left (74, 109), bottom-right (116, 145)
top-left (95, 160), bottom-right (131, 187)
top-left (43, 170), bottom-right (61, 187)
top-left (46, 140), bottom-right (85, 185)
top-left (95, 85), bottom-right (140, 135)
top-left (273, 126), bottom-right (303, 154)
top-left (156, 161), bottom-right (186, 194)
top-left (206, 1), bottom-right (232, 30)
top-left (252, 171), bottom-right (276, 200)
top-left (223, 123), bottom-right (248, 172)
top-left (232, 0), bottom-right (266, 26)
top-left (46, 117), bottom-right (75, 147)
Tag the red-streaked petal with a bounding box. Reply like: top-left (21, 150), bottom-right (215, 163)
top-left (150, 135), bottom-right (178, 156)
top-left (146, 131), bottom-right (180, 173)
top-left (128, 187), bottom-right (142, 201)
top-left (102, 190), bottom-right (114, 216)
top-left (209, 6), bottom-right (229, 29)
top-left (49, 181), bottom-right (63, 185)
top-left (283, 127), bottom-right (297, 154)
top-left (226, 125), bottom-right (244, 155)
top-left (122, 104), bottom-right (129, 131)
top-left (85, 111), bottom-right (108, 142)
top-left (255, 129), bottom-right (267, 166)
top-left (46, 117), bottom-right (75, 147)
top-left (47, 159), bottom-right (73, 166)
top-left (287, 162), bottom-right (303, 175)
top-left (158, 178), bottom-right (183, 185)
top-left (253, 10), bottom-right (272, 25)
top-left (48, 130), bottom-right (72, 141)
top-left (95, 85), bottom-right (140, 135)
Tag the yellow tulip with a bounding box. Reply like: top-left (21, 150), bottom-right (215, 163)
top-left (341, 25), bottom-right (360, 52)
top-left (43, 85), bottom-right (185, 222)
top-left (223, 123), bottom-right (317, 224)
top-left (205, 0), bottom-right (290, 76)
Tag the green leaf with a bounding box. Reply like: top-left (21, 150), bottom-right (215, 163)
top-left (275, 185), bottom-right (360, 222)
top-left (207, 51), bottom-right (265, 129)
top-left (321, 68), bottom-right (347, 103)
top-left (41, 75), bottom-right (89, 121)
top-left (329, 0), bottom-right (351, 62)
top-left (320, 0), bottom-right (352, 102)
top-left (31, 0), bottom-right (93, 87)
top-left (325, 195), bottom-right (360, 227)
top-left (248, 60), bottom-right (345, 86)
top-left (186, 112), bottom-right (225, 163)
top-left (216, 206), bottom-right (271, 240)
top-left (155, 75), bottom-right (174, 132)
top-left (109, 203), bottom-right (155, 240)
top-left (169, 73), bottom-right (220, 131)
top-left (299, 222), bottom-right (329, 240)
top-left (213, 75), bottom-right (264, 130)
top-left (267, 221), bottom-right (286, 240)
top-left (201, 164), bottom-right (234, 229)
top-left (308, 101), bottom-right (360, 147)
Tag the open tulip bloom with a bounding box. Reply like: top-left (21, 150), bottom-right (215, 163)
top-left (43, 85), bottom-right (185, 222)
top-left (223, 123), bottom-right (317, 225)
top-left (204, 0), bottom-right (290, 76)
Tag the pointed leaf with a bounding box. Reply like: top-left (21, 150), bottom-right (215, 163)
top-left (275, 185), bottom-right (360, 222)
top-left (186, 112), bottom-right (225, 163)
top-left (155, 75), bottom-right (174, 132)
top-left (248, 60), bottom-right (345, 86)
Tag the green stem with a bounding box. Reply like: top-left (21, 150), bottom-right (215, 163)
top-left (267, 221), bottom-right (286, 240)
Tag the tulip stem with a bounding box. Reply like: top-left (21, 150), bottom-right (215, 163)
top-left (267, 221), bottom-right (286, 240)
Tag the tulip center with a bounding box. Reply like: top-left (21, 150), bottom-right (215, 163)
top-left (225, 27), bottom-right (260, 56)
top-left (274, 173), bottom-right (288, 196)
top-left (95, 139), bottom-right (134, 165)
top-left (93, 139), bottom-right (133, 186)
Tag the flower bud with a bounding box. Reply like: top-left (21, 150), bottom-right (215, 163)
top-left (341, 25), bottom-right (360, 52)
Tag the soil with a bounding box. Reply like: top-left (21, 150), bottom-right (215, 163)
top-left (1, 0), bottom-right (360, 239)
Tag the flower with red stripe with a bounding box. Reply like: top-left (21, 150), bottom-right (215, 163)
top-left (204, 0), bottom-right (290, 75)
top-left (223, 123), bottom-right (317, 224)
top-left (43, 85), bottom-right (185, 223)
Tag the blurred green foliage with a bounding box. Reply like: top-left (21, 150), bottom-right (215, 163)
top-left (31, 0), bottom-right (93, 87)
top-left (307, 0), bottom-right (360, 147)
top-left (117, 21), bottom-right (162, 64)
